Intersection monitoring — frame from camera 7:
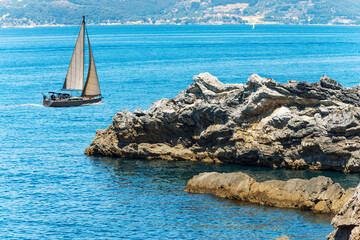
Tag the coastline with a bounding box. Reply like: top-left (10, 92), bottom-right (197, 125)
top-left (2, 22), bottom-right (360, 29)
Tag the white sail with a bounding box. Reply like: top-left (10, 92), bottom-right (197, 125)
top-left (82, 31), bottom-right (101, 97)
top-left (63, 20), bottom-right (85, 90)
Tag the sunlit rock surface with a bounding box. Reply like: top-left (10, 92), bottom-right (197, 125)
top-left (276, 236), bottom-right (291, 240)
top-left (86, 73), bottom-right (360, 172)
top-left (185, 171), bottom-right (354, 214)
top-left (328, 184), bottom-right (360, 240)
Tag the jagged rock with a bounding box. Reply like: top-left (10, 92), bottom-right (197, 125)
top-left (86, 72), bottom-right (360, 172)
top-left (327, 184), bottom-right (360, 240)
top-left (184, 171), bottom-right (355, 214)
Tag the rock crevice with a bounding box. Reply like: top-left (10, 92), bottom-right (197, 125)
top-left (86, 73), bottom-right (360, 172)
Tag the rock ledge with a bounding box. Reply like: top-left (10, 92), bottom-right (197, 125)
top-left (185, 171), bottom-right (354, 214)
top-left (86, 73), bottom-right (360, 172)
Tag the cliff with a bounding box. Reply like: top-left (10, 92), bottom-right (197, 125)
top-left (184, 171), bottom-right (355, 214)
top-left (86, 73), bottom-right (360, 173)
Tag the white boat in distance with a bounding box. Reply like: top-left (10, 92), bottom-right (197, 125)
top-left (43, 16), bottom-right (103, 107)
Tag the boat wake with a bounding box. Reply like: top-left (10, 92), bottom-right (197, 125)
top-left (82, 101), bottom-right (106, 107)
top-left (0, 104), bottom-right (44, 109)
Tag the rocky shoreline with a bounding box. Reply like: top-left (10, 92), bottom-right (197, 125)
top-left (85, 72), bottom-right (360, 238)
top-left (327, 184), bottom-right (360, 239)
top-left (185, 171), bottom-right (354, 214)
top-left (86, 73), bottom-right (360, 173)
top-left (185, 170), bottom-right (360, 239)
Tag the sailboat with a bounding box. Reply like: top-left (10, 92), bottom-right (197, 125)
top-left (252, 24), bottom-right (255, 30)
top-left (43, 16), bottom-right (103, 107)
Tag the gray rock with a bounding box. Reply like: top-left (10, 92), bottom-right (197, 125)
top-left (328, 184), bottom-right (360, 240)
top-left (86, 73), bottom-right (360, 172)
top-left (276, 236), bottom-right (291, 240)
top-left (185, 171), bottom-right (354, 214)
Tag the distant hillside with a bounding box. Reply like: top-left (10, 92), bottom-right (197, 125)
top-left (0, 0), bottom-right (178, 26)
top-left (1, 0), bottom-right (360, 27)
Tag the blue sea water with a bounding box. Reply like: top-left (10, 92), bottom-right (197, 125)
top-left (1, 24), bottom-right (360, 239)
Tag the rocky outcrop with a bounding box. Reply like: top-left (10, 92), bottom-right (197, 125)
top-left (328, 184), bottom-right (360, 240)
top-left (86, 73), bottom-right (360, 172)
top-left (185, 171), bottom-right (355, 214)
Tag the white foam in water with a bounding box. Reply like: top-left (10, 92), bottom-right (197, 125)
top-left (82, 102), bottom-right (106, 107)
top-left (0, 104), bottom-right (44, 109)
top-left (0, 102), bottom-right (105, 109)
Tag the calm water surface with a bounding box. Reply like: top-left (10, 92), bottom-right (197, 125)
top-left (1, 25), bottom-right (360, 239)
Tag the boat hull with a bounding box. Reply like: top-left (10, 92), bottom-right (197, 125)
top-left (43, 97), bottom-right (102, 108)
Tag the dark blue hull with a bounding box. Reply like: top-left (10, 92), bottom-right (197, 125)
top-left (43, 97), bottom-right (102, 107)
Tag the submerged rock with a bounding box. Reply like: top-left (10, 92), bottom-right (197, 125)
top-left (328, 184), bottom-right (360, 240)
top-left (184, 171), bottom-right (355, 214)
top-left (86, 73), bottom-right (360, 172)
top-left (276, 236), bottom-right (291, 240)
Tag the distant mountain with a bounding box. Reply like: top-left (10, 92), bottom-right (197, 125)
top-left (1, 0), bottom-right (360, 27)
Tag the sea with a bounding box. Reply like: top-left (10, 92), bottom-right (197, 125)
top-left (1, 24), bottom-right (360, 239)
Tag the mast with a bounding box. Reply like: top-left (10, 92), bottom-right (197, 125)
top-left (81, 15), bottom-right (86, 90)
top-left (62, 17), bottom-right (85, 91)
top-left (82, 16), bottom-right (85, 89)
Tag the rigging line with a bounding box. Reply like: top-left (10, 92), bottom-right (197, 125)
top-left (83, 17), bottom-right (86, 92)
top-left (85, 22), bottom-right (92, 83)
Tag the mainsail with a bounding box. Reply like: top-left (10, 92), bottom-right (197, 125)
top-left (82, 31), bottom-right (101, 97)
top-left (62, 19), bottom-right (85, 90)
